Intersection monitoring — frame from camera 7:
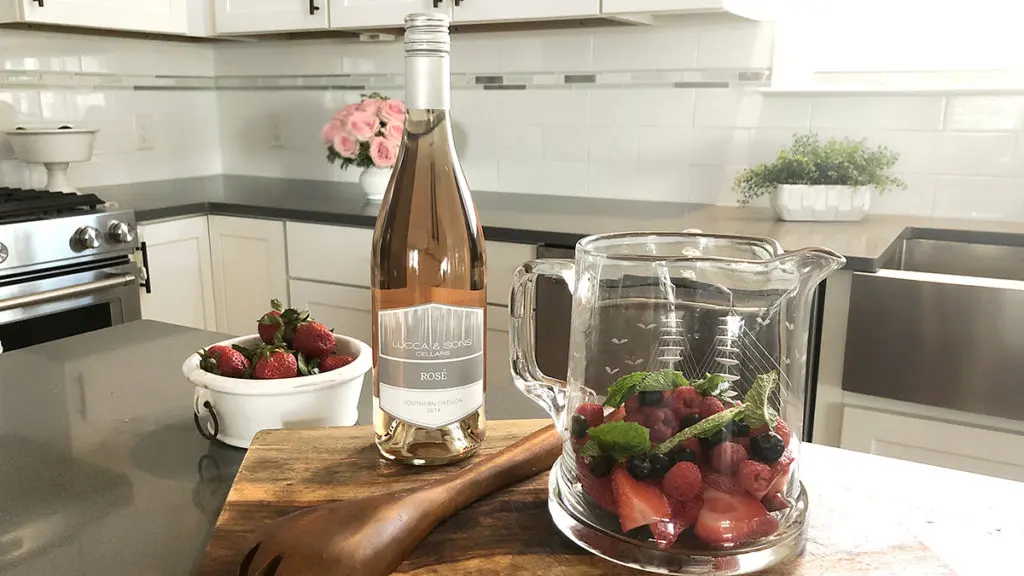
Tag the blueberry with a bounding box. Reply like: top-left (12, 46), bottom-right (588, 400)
top-left (626, 455), bottom-right (652, 480)
top-left (669, 447), bottom-right (696, 464)
top-left (732, 420), bottom-right (751, 437)
top-left (699, 426), bottom-right (731, 451)
top-left (570, 414), bottom-right (590, 439)
top-left (589, 454), bottom-right (616, 478)
top-left (750, 432), bottom-right (786, 464)
top-left (638, 390), bottom-right (664, 406)
top-left (647, 453), bottom-right (672, 478)
top-left (679, 413), bottom-right (701, 429)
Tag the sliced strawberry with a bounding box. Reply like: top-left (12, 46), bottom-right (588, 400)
top-left (694, 488), bottom-right (779, 546)
top-left (763, 492), bottom-right (790, 512)
top-left (703, 471), bottom-right (746, 496)
top-left (650, 496), bottom-right (703, 549)
top-left (650, 519), bottom-right (684, 549)
top-left (611, 466), bottom-right (671, 532)
top-left (577, 458), bottom-right (616, 512)
top-left (604, 406), bottom-right (626, 423)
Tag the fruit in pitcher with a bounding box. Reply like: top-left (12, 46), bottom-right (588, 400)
top-left (695, 488), bottom-right (779, 546)
top-left (611, 466), bottom-right (671, 532)
top-left (737, 459), bottom-right (774, 499)
top-left (750, 432), bottom-right (786, 464)
top-left (578, 456), bottom-right (617, 512)
top-left (662, 461), bottom-right (702, 502)
top-left (709, 441), bottom-right (748, 474)
top-left (638, 390), bottom-right (664, 406)
top-left (700, 396), bottom-right (725, 419)
top-left (626, 455), bottom-right (653, 480)
top-left (575, 403), bottom-right (606, 428)
top-left (645, 407), bottom-right (678, 443)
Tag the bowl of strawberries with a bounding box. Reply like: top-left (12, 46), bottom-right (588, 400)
top-left (184, 299), bottom-right (371, 448)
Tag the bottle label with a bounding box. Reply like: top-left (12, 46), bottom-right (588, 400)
top-left (377, 303), bottom-right (484, 429)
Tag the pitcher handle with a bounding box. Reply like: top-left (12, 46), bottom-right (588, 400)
top-left (509, 259), bottom-right (576, 428)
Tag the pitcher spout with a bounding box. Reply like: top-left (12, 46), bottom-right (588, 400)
top-left (780, 247), bottom-right (846, 290)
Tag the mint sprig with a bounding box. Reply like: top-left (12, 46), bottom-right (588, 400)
top-left (603, 369), bottom-right (689, 408)
top-left (579, 421), bottom-right (650, 461)
top-left (653, 406), bottom-right (744, 454)
top-left (692, 373), bottom-right (738, 399)
top-left (742, 371), bottom-right (779, 429)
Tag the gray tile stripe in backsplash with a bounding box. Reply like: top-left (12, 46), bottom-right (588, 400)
top-left (0, 69), bottom-right (770, 91)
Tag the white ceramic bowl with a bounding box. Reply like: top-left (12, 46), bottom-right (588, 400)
top-left (5, 124), bottom-right (98, 163)
top-left (183, 333), bottom-right (371, 449)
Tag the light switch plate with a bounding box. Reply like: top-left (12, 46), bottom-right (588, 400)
top-left (134, 113), bottom-right (154, 151)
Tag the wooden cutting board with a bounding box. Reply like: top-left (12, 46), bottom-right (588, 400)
top-left (196, 419), bottom-right (960, 575)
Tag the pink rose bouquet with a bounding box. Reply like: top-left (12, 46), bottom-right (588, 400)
top-left (323, 92), bottom-right (406, 170)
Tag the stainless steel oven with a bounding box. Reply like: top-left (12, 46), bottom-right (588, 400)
top-left (0, 198), bottom-right (141, 353)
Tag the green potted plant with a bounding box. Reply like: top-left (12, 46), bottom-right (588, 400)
top-left (733, 133), bottom-right (905, 221)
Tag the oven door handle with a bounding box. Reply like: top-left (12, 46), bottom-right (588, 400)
top-left (0, 274), bottom-right (138, 313)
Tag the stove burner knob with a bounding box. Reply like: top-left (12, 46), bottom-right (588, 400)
top-left (73, 226), bottom-right (101, 251)
top-left (108, 221), bottom-right (136, 244)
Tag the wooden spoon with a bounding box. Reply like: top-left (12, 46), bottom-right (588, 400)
top-left (239, 424), bottom-right (562, 576)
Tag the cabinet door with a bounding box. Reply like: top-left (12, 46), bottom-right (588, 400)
top-left (454, 0), bottom-right (600, 23)
top-left (485, 305), bottom-right (548, 420)
top-left (138, 217), bottom-right (216, 331)
top-left (214, 0), bottom-right (329, 34)
top-left (209, 217), bottom-right (288, 336)
top-left (329, 0), bottom-right (448, 29)
top-left (287, 222), bottom-right (374, 287)
top-left (289, 280), bottom-right (371, 349)
top-left (20, 0), bottom-right (188, 33)
top-left (840, 406), bottom-right (1024, 482)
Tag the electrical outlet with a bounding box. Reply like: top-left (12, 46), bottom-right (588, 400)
top-left (269, 114), bottom-right (284, 148)
top-left (134, 114), bottom-right (154, 151)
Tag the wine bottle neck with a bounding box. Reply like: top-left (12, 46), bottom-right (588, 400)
top-left (405, 54), bottom-right (450, 111)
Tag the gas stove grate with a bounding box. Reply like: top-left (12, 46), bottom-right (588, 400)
top-left (0, 188), bottom-right (104, 222)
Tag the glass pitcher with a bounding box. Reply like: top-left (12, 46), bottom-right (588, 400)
top-left (510, 232), bottom-right (844, 574)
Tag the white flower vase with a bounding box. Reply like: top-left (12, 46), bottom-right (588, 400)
top-left (770, 184), bottom-right (872, 222)
top-left (359, 166), bottom-right (393, 202)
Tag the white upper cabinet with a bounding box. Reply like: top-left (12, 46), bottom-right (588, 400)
top-left (213, 0), bottom-right (329, 34)
top-left (454, 0), bottom-right (600, 24)
top-left (602, 0), bottom-right (776, 20)
top-left (10, 0), bottom-right (189, 34)
top-left (329, 0), bottom-right (448, 29)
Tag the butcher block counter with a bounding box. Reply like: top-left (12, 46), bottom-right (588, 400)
top-left (197, 420), bottom-right (1022, 575)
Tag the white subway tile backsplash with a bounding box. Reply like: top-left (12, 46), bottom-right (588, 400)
top-left (592, 29), bottom-right (698, 71)
top-left (462, 158), bottom-right (499, 191)
top-left (588, 161), bottom-right (687, 202)
top-left (944, 96), bottom-right (1024, 132)
top-left (810, 96), bottom-right (946, 131)
top-left (934, 176), bottom-right (1024, 221)
top-left (498, 159), bottom-right (588, 196)
top-left (591, 88), bottom-right (694, 126)
top-left (695, 90), bottom-right (810, 128)
top-left (932, 132), bottom-right (1018, 177)
top-left (497, 33), bottom-right (593, 72)
top-left (589, 125), bottom-right (639, 162)
top-left (543, 125), bottom-right (589, 163)
top-left (870, 173), bottom-right (937, 216)
top-left (696, 23), bottom-right (773, 69)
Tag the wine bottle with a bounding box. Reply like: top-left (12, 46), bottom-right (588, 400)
top-left (370, 13), bottom-right (487, 465)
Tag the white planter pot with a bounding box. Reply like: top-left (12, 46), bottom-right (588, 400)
top-left (183, 333), bottom-right (371, 448)
top-left (770, 184), bottom-right (872, 222)
top-left (359, 166), bottom-right (392, 202)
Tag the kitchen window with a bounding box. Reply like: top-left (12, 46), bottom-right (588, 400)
top-left (771, 0), bottom-right (1024, 91)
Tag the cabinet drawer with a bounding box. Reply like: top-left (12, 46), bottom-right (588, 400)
top-left (839, 406), bottom-right (1024, 482)
top-left (287, 222), bottom-right (374, 287)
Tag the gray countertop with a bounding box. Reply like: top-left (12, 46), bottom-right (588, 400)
top-left (87, 175), bottom-right (1024, 272)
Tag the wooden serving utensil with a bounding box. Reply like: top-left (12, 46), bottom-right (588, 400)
top-left (239, 424), bottom-right (563, 576)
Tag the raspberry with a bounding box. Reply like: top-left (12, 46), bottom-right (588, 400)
top-left (625, 394), bottom-right (643, 416)
top-left (646, 408), bottom-right (679, 443)
top-left (575, 403), bottom-right (605, 428)
top-left (737, 459), bottom-right (773, 498)
top-left (662, 462), bottom-right (702, 502)
top-left (625, 410), bottom-right (648, 425)
top-left (709, 441), bottom-right (748, 474)
top-left (670, 386), bottom-right (702, 418)
top-left (700, 396), bottom-right (725, 419)
top-left (671, 494), bottom-right (703, 528)
top-left (650, 424), bottom-right (674, 443)
top-left (704, 471), bottom-right (746, 496)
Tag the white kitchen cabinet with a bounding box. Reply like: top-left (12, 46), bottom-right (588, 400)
top-left (287, 222), bottom-right (374, 287)
top-left (138, 217), bottom-right (216, 331)
top-left (329, 0), bottom-right (447, 29)
top-left (289, 279), bottom-right (371, 346)
top-left (602, 0), bottom-right (775, 21)
top-left (213, 0), bottom-right (328, 34)
top-left (209, 216), bottom-right (288, 336)
top-left (4, 0), bottom-right (189, 34)
top-left (455, 0), bottom-right (600, 23)
top-left (840, 406), bottom-right (1024, 482)
top-left (485, 305), bottom-right (546, 420)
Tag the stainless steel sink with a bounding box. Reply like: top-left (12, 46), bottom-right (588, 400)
top-left (844, 236), bottom-right (1024, 421)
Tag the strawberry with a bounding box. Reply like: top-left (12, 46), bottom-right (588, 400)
top-left (199, 345), bottom-right (250, 378)
top-left (318, 354), bottom-right (355, 373)
top-left (252, 349), bottom-right (298, 379)
top-left (763, 493), bottom-right (790, 512)
top-left (577, 457), bottom-right (617, 512)
top-left (292, 321), bottom-right (335, 359)
top-left (694, 488), bottom-right (779, 546)
top-left (669, 386), bottom-right (702, 419)
top-left (650, 495), bottom-right (703, 550)
top-left (257, 299), bottom-right (286, 344)
top-left (611, 466), bottom-right (671, 532)
top-left (737, 459), bottom-right (773, 499)
top-left (575, 403), bottom-right (606, 429)
top-left (604, 406), bottom-right (626, 423)
top-left (703, 472), bottom-right (746, 496)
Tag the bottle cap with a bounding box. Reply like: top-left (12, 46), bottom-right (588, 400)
top-left (404, 13), bottom-right (450, 54)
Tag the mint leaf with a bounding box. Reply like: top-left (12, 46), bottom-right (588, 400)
top-left (603, 370), bottom-right (688, 407)
top-left (578, 440), bottom-right (602, 458)
top-left (742, 372), bottom-right (779, 429)
top-left (604, 372), bottom-right (649, 407)
top-left (692, 373), bottom-right (730, 397)
top-left (653, 406), bottom-right (744, 454)
top-left (585, 421), bottom-right (650, 459)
